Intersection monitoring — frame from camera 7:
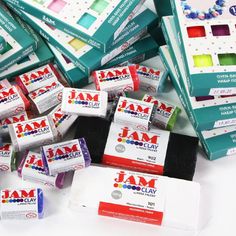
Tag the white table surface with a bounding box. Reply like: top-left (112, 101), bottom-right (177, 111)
top-left (1, 1), bottom-right (236, 236)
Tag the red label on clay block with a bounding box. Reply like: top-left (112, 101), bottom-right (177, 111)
top-left (98, 202), bottom-right (163, 225)
top-left (102, 154), bottom-right (164, 175)
top-left (97, 169), bottom-right (165, 226)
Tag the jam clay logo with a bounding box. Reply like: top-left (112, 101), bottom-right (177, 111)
top-left (117, 127), bottom-right (159, 151)
top-left (136, 65), bottom-right (161, 81)
top-left (1, 189), bottom-right (37, 204)
top-left (0, 144), bottom-right (11, 156)
top-left (46, 143), bottom-right (81, 163)
top-left (97, 68), bottom-right (131, 83)
top-left (68, 90), bottom-right (100, 108)
top-left (143, 96), bottom-right (174, 118)
top-left (30, 82), bottom-right (59, 100)
top-left (15, 119), bottom-right (50, 138)
top-left (118, 99), bottom-right (151, 120)
top-left (22, 66), bottom-right (54, 86)
top-left (0, 113), bottom-right (27, 129)
top-left (52, 108), bottom-right (68, 128)
top-left (0, 87), bottom-right (19, 104)
top-left (25, 154), bottom-right (45, 173)
top-left (114, 171), bottom-right (158, 195)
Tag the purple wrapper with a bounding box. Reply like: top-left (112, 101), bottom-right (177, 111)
top-left (41, 138), bottom-right (91, 176)
top-left (18, 150), bottom-right (65, 188)
top-left (41, 147), bottom-right (50, 175)
top-left (55, 173), bottom-right (65, 189)
top-left (17, 150), bottom-right (29, 177)
top-left (78, 138), bottom-right (92, 167)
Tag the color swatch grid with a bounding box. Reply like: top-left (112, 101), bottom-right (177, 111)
top-left (28, 0), bottom-right (118, 36)
top-left (173, 0), bottom-right (236, 74)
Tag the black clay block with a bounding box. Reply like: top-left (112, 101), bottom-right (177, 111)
top-left (164, 132), bottom-right (199, 181)
top-left (74, 116), bottom-right (111, 163)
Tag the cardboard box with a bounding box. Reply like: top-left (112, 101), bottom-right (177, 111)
top-left (161, 16), bottom-right (236, 131)
top-left (0, 4), bottom-right (36, 73)
top-left (13, 5), bottom-right (157, 75)
top-left (159, 45), bottom-right (236, 160)
top-left (0, 12), bottom-right (54, 80)
top-left (49, 35), bottom-right (159, 88)
top-left (170, 0), bottom-right (236, 96)
top-left (4, 0), bottom-right (145, 52)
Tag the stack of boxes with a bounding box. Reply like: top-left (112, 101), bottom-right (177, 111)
top-left (1, 0), bottom-right (159, 87)
top-left (157, 0), bottom-right (236, 160)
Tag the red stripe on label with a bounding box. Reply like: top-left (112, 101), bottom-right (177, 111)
top-left (102, 154), bottom-right (164, 175)
top-left (99, 202), bottom-right (163, 225)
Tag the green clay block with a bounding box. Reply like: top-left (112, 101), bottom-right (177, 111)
top-left (142, 94), bottom-right (181, 131)
top-left (10, 151), bottom-right (17, 172)
top-left (218, 53), bottom-right (236, 66)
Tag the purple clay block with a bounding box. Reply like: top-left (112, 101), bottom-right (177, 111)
top-left (41, 148), bottom-right (50, 175)
top-left (18, 151), bottom-right (65, 188)
top-left (211, 24), bottom-right (230, 36)
top-left (17, 150), bottom-right (29, 177)
top-left (37, 188), bottom-right (44, 219)
top-left (41, 138), bottom-right (91, 175)
top-left (78, 138), bottom-right (92, 167)
top-left (55, 173), bottom-right (66, 189)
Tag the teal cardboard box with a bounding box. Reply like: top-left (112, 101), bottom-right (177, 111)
top-left (160, 45), bottom-right (236, 161)
top-left (0, 12), bottom-right (54, 80)
top-left (12, 5), bottom-right (158, 76)
top-left (0, 4), bottom-right (36, 73)
top-left (4, 0), bottom-right (145, 52)
top-left (49, 35), bottom-right (159, 88)
top-left (153, 0), bottom-right (172, 18)
top-left (170, 0), bottom-right (236, 96)
top-left (161, 16), bottom-right (236, 132)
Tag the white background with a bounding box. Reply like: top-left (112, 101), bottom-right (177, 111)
top-left (1, 1), bottom-right (236, 235)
